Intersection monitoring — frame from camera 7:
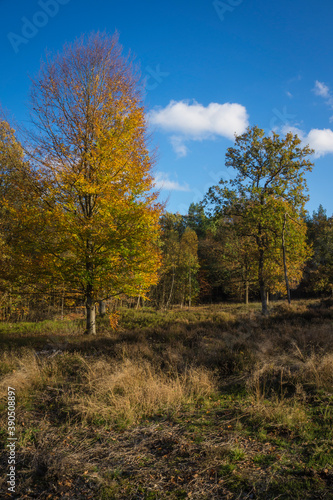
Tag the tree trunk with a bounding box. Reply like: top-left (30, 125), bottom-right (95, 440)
top-left (9, 287), bottom-right (12, 319)
top-left (86, 304), bottom-right (96, 334)
top-left (99, 300), bottom-right (106, 316)
top-left (61, 289), bottom-right (64, 320)
top-left (85, 285), bottom-right (96, 335)
top-left (166, 265), bottom-right (175, 309)
top-left (245, 280), bottom-right (249, 305)
top-left (257, 226), bottom-right (267, 315)
top-left (162, 279), bottom-right (165, 309)
top-left (260, 282), bottom-right (267, 314)
top-left (282, 213), bottom-right (291, 304)
top-left (189, 267), bottom-right (192, 308)
top-left (180, 283), bottom-right (185, 308)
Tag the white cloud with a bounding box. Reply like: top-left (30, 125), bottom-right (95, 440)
top-left (149, 100), bottom-right (249, 156)
top-left (154, 172), bottom-right (190, 191)
top-left (170, 136), bottom-right (188, 157)
top-left (286, 91), bottom-right (293, 99)
top-left (313, 81), bottom-right (333, 121)
top-left (313, 80), bottom-right (330, 99)
top-left (281, 125), bottom-right (305, 141)
top-left (282, 125), bottom-right (333, 158)
top-left (307, 128), bottom-right (333, 157)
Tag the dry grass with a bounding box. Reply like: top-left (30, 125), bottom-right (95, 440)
top-left (0, 349), bottom-right (43, 396)
top-left (70, 357), bottom-right (217, 427)
top-left (245, 363), bottom-right (309, 430)
top-left (301, 352), bottom-right (333, 389)
top-left (0, 298), bottom-right (333, 498)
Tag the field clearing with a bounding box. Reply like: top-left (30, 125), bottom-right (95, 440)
top-left (1, 299), bottom-right (333, 499)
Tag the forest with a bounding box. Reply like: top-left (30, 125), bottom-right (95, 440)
top-left (1, 32), bottom-right (333, 499)
top-left (0, 34), bottom-right (332, 331)
top-left (1, 105), bottom-right (333, 327)
top-left (148, 202), bottom-right (332, 310)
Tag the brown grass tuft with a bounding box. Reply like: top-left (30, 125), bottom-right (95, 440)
top-left (70, 358), bottom-right (217, 427)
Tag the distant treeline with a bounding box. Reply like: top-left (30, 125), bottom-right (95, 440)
top-left (147, 203), bottom-right (333, 308)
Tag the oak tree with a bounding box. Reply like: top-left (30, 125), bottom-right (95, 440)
top-left (205, 126), bottom-right (314, 313)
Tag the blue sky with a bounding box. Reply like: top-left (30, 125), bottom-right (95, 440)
top-left (1, 0), bottom-right (333, 216)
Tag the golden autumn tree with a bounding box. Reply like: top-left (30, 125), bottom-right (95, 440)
top-left (0, 121), bottom-right (38, 287)
top-left (261, 198), bottom-right (312, 302)
top-left (18, 33), bottom-right (162, 334)
top-left (0, 120), bottom-right (25, 294)
top-left (0, 119), bottom-right (48, 319)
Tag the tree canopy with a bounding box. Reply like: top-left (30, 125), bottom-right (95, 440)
top-left (204, 126), bottom-right (314, 313)
top-left (6, 33), bottom-right (162, 333)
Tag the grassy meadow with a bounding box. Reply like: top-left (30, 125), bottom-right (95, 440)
top-left (0, 299), bottom-right (333, 499)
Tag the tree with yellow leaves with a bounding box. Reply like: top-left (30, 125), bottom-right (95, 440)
top-left (15, 33), bottom-right (162, 334)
